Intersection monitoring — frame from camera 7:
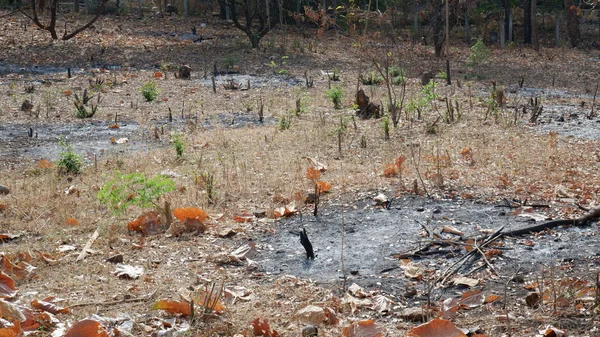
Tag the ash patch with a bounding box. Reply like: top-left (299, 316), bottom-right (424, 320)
top-left (256, 195), bottom-right (600, 297)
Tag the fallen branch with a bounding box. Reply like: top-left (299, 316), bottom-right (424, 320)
top-left (438, 226), bottom-right (504, 285)
top-left (71, 288), bottom-right (157, 308)
top-left (76, 228), bottom-right (99, 262)
top-left (502, 204), bottom-right (600, 236)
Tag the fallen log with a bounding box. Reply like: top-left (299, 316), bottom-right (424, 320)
top-left (502, 205), bottom-right (600, 237)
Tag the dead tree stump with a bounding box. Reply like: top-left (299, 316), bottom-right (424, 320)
top-left (355, 89), bottom-right (381, 119)
top-left (177, 65), bottom-right (191, 79)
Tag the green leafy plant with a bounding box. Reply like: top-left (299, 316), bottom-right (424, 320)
top-left (172, 134), bottom-right (184, 158)
top-left (382, 115), bottom-right (390, 140)
top-left (360, 71), bottom-right (383, 85)
top-left (437, 71), bottom-right (448, 80)
top-left (278, 112), bottom-right (292, 130)
top-left (141, 81), bottom-right (159, 102)
top-left (423, 81), bottom-right (439, 101)
top-left (326, 86), bottom-right (344, 109)
top-left (98, 172), bottom-right (176, 215)
top-left (56, 137), bottom-right (83, 175)
top-left (221, 54), bottom-right (238, 70)
top-left (466, 38), bottom-right (490, 66)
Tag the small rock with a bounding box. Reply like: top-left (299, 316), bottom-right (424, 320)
top-left (302, 325), bottom-right (318, 337)
top-left (0, 185), bottom-right (9, 195)
top-left (106, 253), bottom-right (124, 264)
top-left (20, 100), bottom-right (33, 112)
top-left (416, 207), bottom-right (425, 212)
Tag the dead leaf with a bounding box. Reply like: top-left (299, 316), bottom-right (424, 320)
top-left (114, 264), bottom-right (143, 279)
top-left (485, 294), bottom-right (501, 303)
top-left (440, 298), bottom-right (460, 319)
top-left (233, 214), bottom-right (253, 223)
top-left (459, 290), bottom-right (485, 309)
top-left (305, 167), bottom-right (321, 181)
top-left (526, 292), bottom-right (541, 308)
top-left (348, 283), bottom-right (367, 298)
top-left (31, 299), bottom-right (69, 314)
top-left (128, 211), bottom-right (162, 235)
top-left (108, 124), bottom-right (119, 129)
top-left (151, 300), bottom-right (191, 316)
top-left (342, 293), bottom-right (371, 314)
top-left (315, 181), bottom-right (332, 193)
top-left (64, 319), bottom-right (109, 337)
top-left (64, 217), bottom-right (80, 226)
top-left (341, 319), bottom-right (383, 337)
top-left (173, 207), bottom-right (208, 223)
top-left (230, 241), bottom-right (256, 261)
top-left (372, 294), bottom-right (393, 312)
top-left (408, 318), bottom-right (466, 337)
top-left (400, 261), bottom-right (424, 280)
top-left (35, 159), bottom-right (55, 169)
top-left (442, 225), bottom-right (463, 236)
top-left (452, 276), bottom-right (479, 287)
top-left (0, 272), bottom-right (17, 299)
top-left (251, 318), bottom-right (279, 337)
top-left (272, 201), bottom-right (297, 218)
top-left (295, 305), bottom-right (326, 325)
top-left (0, 299), bottom-right (25, 322)
top-left (373, 193), bottom-right (389, 205)
top-left (192, 290), bottom-right (226, 312)
top-left (0, 321), bottom-right (21, 337)
top-left (541, 326), bottom-right (565, 337)
top-left (305, 157), bottom-right (327, 172)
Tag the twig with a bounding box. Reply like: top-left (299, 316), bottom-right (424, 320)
top-left (71, 288), bottom-right (157, 308)
top-left (76, 228), bottom-right (99, 262)
top-left (473, 238), bottom-right (498, 275)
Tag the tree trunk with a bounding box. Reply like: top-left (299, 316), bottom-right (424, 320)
top-left (183, 0), bottom-right (188, 17)
top-left (432, 0), bottom-right (444, 56)
top-left (412, 1), bottom-right (419, 43)
top-left (524, 0), bottom-right (531, 44)
top-left (500, 19), bottom-right (505, 49)
top-left (137, 0), bottom-right (143, 18)
top-left (555, 11), bottom-right (560, 47)
top-left (565, 0), bottom-right (580, 47)
top-left (508, 10), bottom-right (513, 41)
top-left (464, 11), bottom-right (471, 44)
top-left (532, 0), bottom-right (539, 51)
top-left (249, 33), bottom-right (260, 48)
top-left (73, 0), bottom-right (78, 12)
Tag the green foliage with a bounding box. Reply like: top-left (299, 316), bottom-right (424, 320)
top-left (422, 81), bottom-right (439, 101)
top-left (172, 134), bottom-right (184, 158)
top-left (278, 112), bottom-right (292, 130)
top-left (360, 71), bottom-right (383, 85)
top-left (437, 71), bottom-right (448, 80)
top-left (97, 172), bottom-right (176, 215)
top-left (56, 137), bottom-right (83, 175)
top-left (382, 115), bottom-right (390, 140)
top-left (221, 54), bottom-right (238, 70)
top-left (141, 81), bottom-right (159, 102)
top-left (200, 171), bottom-right (216, 204)
top-left (466, 38), bottom-right (490, 67)
top-left (326, 86), bottom-right (344, 109)
top-left (329, 69), bottom-right (341, 81)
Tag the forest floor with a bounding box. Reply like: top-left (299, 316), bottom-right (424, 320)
top-left (1, 9), bottom-right (600, 337)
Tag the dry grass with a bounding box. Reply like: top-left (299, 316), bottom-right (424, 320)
top-left (1, 12), bottom-right (600, 336)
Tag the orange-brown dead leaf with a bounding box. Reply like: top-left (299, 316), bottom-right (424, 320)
top-left (63, 90), bottom-right (72, 96)
top-left (64, 319), bottom-right (109, 337)
top-left (108, 124), bottom-right (120, 129)
top-left (316, 181), bottom-right (332, 193)
top-left (151, 300), bottom-right (191, 316)
top-left (128, 211), bottom-right (162, 235)
top-left (31, 299), bottom-right (69, 314)
top-left (154, 71), bottom-right (163, 78)
top-left (306, 167), bottom-right (321, 181)
top-left (233, 214), bottom-right (254, 223)
top-left (0, 272), bottom-right (17, 299)
top-left (0, 204), bottom-right (6, 213)
top-left (485, 294), bottom-right (501, 303)
top-left (64, 217), bottom-right (80, 226)
top-left (193, 290), bottom-right (226, 311)
top-left (251, 318), bottom-right (279, 337)
top-left (383, 163), bottom-right (398, 177)
top-left (0, 321), bottom-right (21, 337)
top-left (34, 159), bottom-right (55, 169)
top-left (408, 318), bottom-right (466, 337)
top-left (342, 319), bottom-right (383, 337)
top-left (173, 207), bottom-right (208, 223)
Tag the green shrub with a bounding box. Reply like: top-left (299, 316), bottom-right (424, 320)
top-left (56, 137), bottom-right (83, 175)
top-left (360, 71), bottom-right (383, 85)
top-left (141, 81), bottom-right (159, 102)
top-left (326, 86), bottom-right (344, 109)
top-left (466, 38), bottom-right (490, 66)
top-left (172, 134), bottom-right (184, 158)
top-left (98, 172), bottom-right (176, 215)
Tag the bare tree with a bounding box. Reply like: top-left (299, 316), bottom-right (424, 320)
top-left (21, 0), bottom-right (109, 40)
top-left (229, 0), bottom-right (280, 48)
